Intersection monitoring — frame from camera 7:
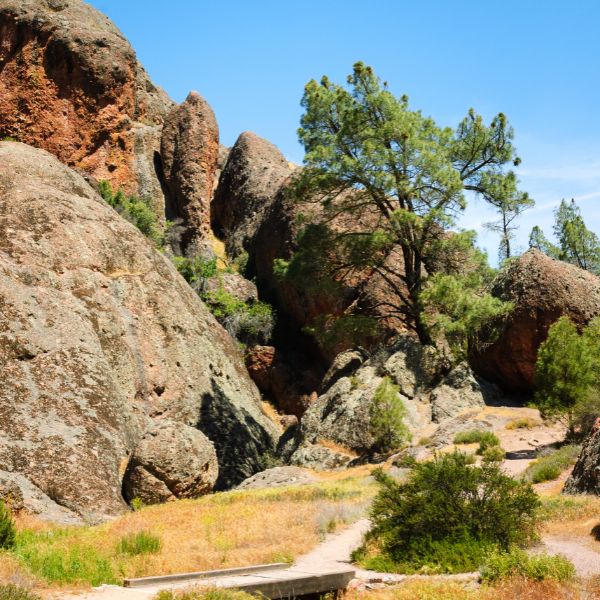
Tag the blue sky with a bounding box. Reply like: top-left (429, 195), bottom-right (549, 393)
top-left (89, 0), bottom-right (600, 263)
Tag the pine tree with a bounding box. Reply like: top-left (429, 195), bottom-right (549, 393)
top-left (369, 377), bottom-right (411, 453)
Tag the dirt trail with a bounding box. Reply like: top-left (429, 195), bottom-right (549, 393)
top-left (539, 536), bottom-right (600, 579)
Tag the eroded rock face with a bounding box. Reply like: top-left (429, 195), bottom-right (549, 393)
top-left (564, 419), bottom-right (600, 495)
top-left (0, 0), bottom-right (173, 208)
top-left (470, 250), bottom-right (600, 392)
top-left (0, 142), bottom-right (279, 522)
top-left (244, 345), bottom-right (320, 418)
top-left (123, 421), bottom-right (218, 504)
top-left (160, 92), bottom-right (219, 254)
top-left (211, 131), bottom-right (292, 257)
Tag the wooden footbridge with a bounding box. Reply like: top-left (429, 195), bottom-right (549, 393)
top-left (121, 562), bottom-right (356, 598)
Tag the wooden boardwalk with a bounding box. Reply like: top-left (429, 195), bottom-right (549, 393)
top-left (122, 563), bottom-right (356, 599)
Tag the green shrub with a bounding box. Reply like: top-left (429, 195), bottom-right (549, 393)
top-left (481, 547), bottom-right (575, 583)
top-left (172, 256), bottom-right (218, 289)
top-left (369, 377), bottom-right (411, 454)
top-left (523, 444), bottom-right (581, 484)
top-left (505, 417), bottom-right (540, 430)
top-left (0, 501), bottom-right (16, 549)
top-left (98, 180), bottom-right (162, 247)
top-left (0, 585), bottom-right (40, 600)
top-left (202, 287), bottom-right (274, 345)
top-left (116, 531), bottom-right (161, 556)
top-left (355, 452), bottom-right (540, 574)
top-left (0, 136), bottom-right (18, 143)
top-left (453, 430), bottom-right (499, 447)
top-left (130, 497), bottom-right (144, 512)
top-left (481, 445), bottom-right (505, 463)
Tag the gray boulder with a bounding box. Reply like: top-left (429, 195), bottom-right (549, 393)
top-left (123, 421), bottom-right (218, 505)
top-left (564, 421), bottom-right (600, 495)
top-left (236, 466), bottom-right (316, 490)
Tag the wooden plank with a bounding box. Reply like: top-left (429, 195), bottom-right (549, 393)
top-left (225, 569), bottom-right (356, 599)
top-left (123, 563), bottom-right (289, 588)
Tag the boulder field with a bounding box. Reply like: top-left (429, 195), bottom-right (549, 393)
top-left (0, 142), bottom-right (278, 522)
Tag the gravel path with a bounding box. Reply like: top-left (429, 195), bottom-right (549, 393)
top-left (539, 536), bottom-right (600, 579)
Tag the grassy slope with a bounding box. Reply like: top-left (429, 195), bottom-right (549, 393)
top-left (0, 474), bottom-right (376, 590)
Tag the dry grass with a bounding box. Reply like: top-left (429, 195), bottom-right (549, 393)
top-left (260, 401), bottom-right (284, 431)
top-left (348, 577), bottom-right (600, 600)
top-left (316, 439), bottom-right (360, 458)
top-left (506, 417), bottom-right (541, 430)
top-left (9, 478), bottom-right (375, 588)
top-left (540, 494), bottom-right (600, 539)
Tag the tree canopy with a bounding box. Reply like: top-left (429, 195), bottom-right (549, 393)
top-left (287, 62), bottom-right (530, 344)
top-left (529, 199), bottom-right (600, 275)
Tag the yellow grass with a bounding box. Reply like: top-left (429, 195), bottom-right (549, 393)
top-left (9, 477), bottom-right (376, 589)
top-left (540, 494), bottom-right (600, 539)
top-left (349, 577), bottom-right (600, 600)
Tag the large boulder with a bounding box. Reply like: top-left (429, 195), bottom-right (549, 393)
top-left (160, 92), bottom-right (219, 254)
top-left (0, 142), bottom-right (279, 522)
top-left (211, 131), bottom-right (292, 257)
top-left (0, 0), bottom-right (173, 210)
top-left (123, 421), bottom-right (218, 505)
top-left (470, 250), bottom-right (600, 392)
top-left (563, 418), bottom-right (600, 495)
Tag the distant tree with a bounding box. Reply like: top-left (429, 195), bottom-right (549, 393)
top-left (529, 199), bottom-right (600, 275)
top-left (369, 377), bottom-right (411, 453)
top-left (483, 174), bottom-right (534, 262)
top-left (533, 316), bottom-right (600, 436)
top-left (285, 62), bottom-right (530, 344)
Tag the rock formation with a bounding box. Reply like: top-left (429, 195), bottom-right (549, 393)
top-left (0, 142), bottom-right (279, 522)
top-left (0, 0), bottom-right (173, 210)
top-left (470, 250), bottom-right (600, 392)
top-left (211, 131), bottom-right (292, 257)
top-left (160, 92), bottom-right (219, 254)
top-left (564, 418), bottom-right (600, 495)
top-left (123, 421), bottom-right (218, 505)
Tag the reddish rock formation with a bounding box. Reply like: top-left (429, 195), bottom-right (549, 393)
top-left (211, 131), bottom-right (293, 257)
top-left (0, 0), bottom-right (172, 211)
top-left (0, 142), bottom-right (279, 522)
top-left (245, 345), bottom-right (319, 417)
top-left (470, 250), bottom-right (600, 392)
top-left (160, 92), bottom-right (219, 254)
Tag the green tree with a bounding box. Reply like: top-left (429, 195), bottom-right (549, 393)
top-left (533, 316), bottom-right (600, 435)
top-left (291, 62), bottom-right (530, 344)
top-left (529, 199), bottom-right (600, 275)
top-left (483, 174), bottom-right (534, 262)
top-left (355, 453), bottom-right (539, 573)
top-left (369, 377), bottom-right (411, 453)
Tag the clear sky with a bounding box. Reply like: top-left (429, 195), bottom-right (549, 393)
top-left (89, 0), bottom-right (600, 263)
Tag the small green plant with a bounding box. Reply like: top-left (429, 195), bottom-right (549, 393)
top-left (523, 444), bottom-right (581, 484)
top-left (481, 445), bottom-right (505, 463)
top-left (369, 377), bottom-right (411, 454)
top-left (355, 453), bottom-right (540, 574)
top-left (480, 547), bottom-right (575, 583)
top-left (98, 180), bottom-right (163, 247)
top-left (453, 430), bottom-right (499, 447)
top-left (0, 501), bottom-right (16, 549)
top-left (0, 136), bottom-right (18, 143)
top-left (0, 585), bottom-right (41, 600)
top-left (116, 531), bottom-right (162, 556)
top-left (130, 497), bottom-right (144, 512)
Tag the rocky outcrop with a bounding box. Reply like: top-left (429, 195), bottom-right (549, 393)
top-left (429, 364), bottom-right (500, 423)
top-left (470, 250), bottom-right (600, 392)
top-left (236, 466), bottom-right (316, 490)
top-left (0, 0), bottom-right (172, 210)
top-left (245, 346), bottom-right (320, 418)
top-left (0, 142), bottom-right (279, 522)
top-left (564, 419), bottom-right (600, 495)
top-left (160, 92), bottom-right (219, 254)
top-left (211, 132), bottom-right (292, 257)
top-left (123, 421), bottom-right (218, 505)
